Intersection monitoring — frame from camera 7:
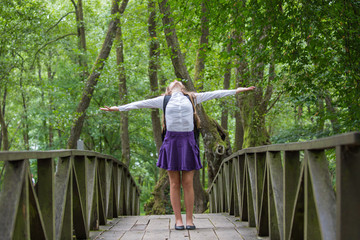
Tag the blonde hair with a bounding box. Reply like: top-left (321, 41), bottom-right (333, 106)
top-left (163, 80), bottom-right (201, 129)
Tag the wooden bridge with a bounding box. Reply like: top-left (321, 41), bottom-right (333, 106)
top-left (89, 213), bottom-right (265, 240)
top-left (0, 132), bottom-right (359, 239)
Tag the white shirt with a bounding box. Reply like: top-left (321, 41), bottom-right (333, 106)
top-left (118, 90), bottom-right (237, 132)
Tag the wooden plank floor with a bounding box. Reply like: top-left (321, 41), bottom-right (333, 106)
top-left (90, 213), bottom-right (269, 240)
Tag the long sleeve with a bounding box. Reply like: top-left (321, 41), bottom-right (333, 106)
top-left (118, 96), bottom-right (164, 111)
top-left (194, 90), bottom-right (237, 104)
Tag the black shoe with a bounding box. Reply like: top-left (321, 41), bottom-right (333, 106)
top-left (186, 225), bottom-right (196, 230)
top-left (175, 224), bottom-right (185, 230)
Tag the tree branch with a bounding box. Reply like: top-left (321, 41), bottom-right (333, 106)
top-left (70, 0), bottom-right (77, 10)
top-left (266, 90), bottom-right (283, 113)
top-left (45, 11), bottom-right (76, 34)
top-left (31, 33), bottom-right (77, 69)
top-left (9, 120), bottom-right (22, 147)
top-left (262, 85), bottom-right (273, 105)
top-left (119, 0), bottom-right (129, 14)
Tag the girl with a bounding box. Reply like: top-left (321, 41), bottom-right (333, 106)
top-left (100, 80), bottom-right (255, 230)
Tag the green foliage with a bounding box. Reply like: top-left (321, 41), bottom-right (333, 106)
top-left (0, 0), bottom-right (358, 209)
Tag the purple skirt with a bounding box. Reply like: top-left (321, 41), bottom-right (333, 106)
top-left (157, 131), bottom-right (202, 171)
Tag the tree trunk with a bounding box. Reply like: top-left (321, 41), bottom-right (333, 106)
top-left (38, 60), bottom-right (50, 149)
top-left (193, 0), bottom-right (209, 91)
top-left (67, 0), bottom-right (128, 149)
top-left (158, 0), bottom-right (191, 81)
top-left (20, 72), bottom-right (30, 150)
top-left (115, 11), bottom-right (130, 166)
top-left (0, 111), bottom-right (8, 151)
top-left (221, 40), bottom-right (232, 130)
top-left (297, 105), bottom-right (303, 125)
top-left (233, 3), bottom-right (246, 150)
top-left (144, 0), bottom-right (171, 215)
top-left (234, 61), bottom-right (246, 150)
top-left (317, 96), bottom-right (325, 132)
top-left (234, 110), bottom-right (244, 151)
top-left (0, 86), bottom-right (9, 151)
top-left (46, 57), bottom-right (56, 148)
top-left (148, 0), bottom-right (163, 153)
top-left (235, 29), bottom-right (272, 148)
top-left (324, 94), bottom-right (340, 133)
top-left (73, 0), bottom-right (88, 79)
top-left (240, 76), bottom-right (271, 147)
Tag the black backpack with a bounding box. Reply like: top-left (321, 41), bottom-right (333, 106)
top-left (161, 95), bottom-right (200, 146)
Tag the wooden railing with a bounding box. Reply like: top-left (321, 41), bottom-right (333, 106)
top-left (0, 150), bottom-right (140, 240)
top-left (208, 132), bottom-right (360, 240)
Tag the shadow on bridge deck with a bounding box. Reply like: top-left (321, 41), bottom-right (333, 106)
top-left (90, 213), bottom-right (268, 240)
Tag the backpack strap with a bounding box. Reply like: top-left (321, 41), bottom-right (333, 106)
top-left (161, 95), bottom-right (171, 141)
top-left (185, 95), bottom-right (200, 147)
top-left (163, 95), bottom-right (171, 113)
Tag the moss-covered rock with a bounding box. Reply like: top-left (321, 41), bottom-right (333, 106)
top-left (144, 169), bottom-right (171, 215)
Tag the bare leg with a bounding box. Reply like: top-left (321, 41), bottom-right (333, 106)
top-left (168, 170), bottom-right (183, 226)
top-left (182, 170), bottom-right (195, 226)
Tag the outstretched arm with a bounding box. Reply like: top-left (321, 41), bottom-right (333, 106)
top-left (100, 95), bottom-right (164, 112)
top-left (195, 86), bottom-right (255, 104)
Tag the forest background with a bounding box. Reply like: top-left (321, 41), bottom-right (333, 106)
top-left (0, 0), bottom-right (359, 214)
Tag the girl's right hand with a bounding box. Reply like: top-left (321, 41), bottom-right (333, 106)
top-left (100, 106), bottom-right (118, 111)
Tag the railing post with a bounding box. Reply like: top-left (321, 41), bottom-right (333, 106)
top-left (258, 158), bottom-right (269, 237)
top-left (0, 160), bottom-right (29, 240)
top-left (105, 159), bottom-right (113, 219)
top-left (209, 189), bottom-right (213, 213)
top-left (306, 150), bottom-right (336, 240)
top-left (55, 156), bottom-right (73, 240)
top-left (336, 145), bottom-right (360, 240)
top-left (77, 139), bottom-right (84, 150)
top-left (229, 159), bottom-right (235, 215)
top-left (118, 167), bottom-right (125, 216)
top-left (218, 168), bottom-right (224, 212)
top-left (267, 151), bottom-right (283, 239)
top-left (125, 173), bottom-right (131, 215)
top-left (283, 151), bottom-right (301, 240)
top-left (304, 150), bottom-right (322, 240)
top-left (255, 152), bottom-right (266, 236)
top-left (239, 154), bottom-right (247, 221)
top-left (73, 155), bottom-right (88, 226)
top-left (132, 183), bottom-right (136, 215)
top-left (224, 161), bottom-right (230, 213)
top-left (213, 181), bottom-right (218, 213)
top-left (245, 153), bottom-right (256, 227)
top-left (97, 158), bottom-right (106, 225)
top-left (87, 156), bottom-right (99, 230)
top-left (37, 158), bottom-right (55, 240)
top-left (233, 156), bottom-right (241, 217)
top-left (134, 189), bottom-right (140, 215)
top-left (112, 162), bottom-right (119, 218)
